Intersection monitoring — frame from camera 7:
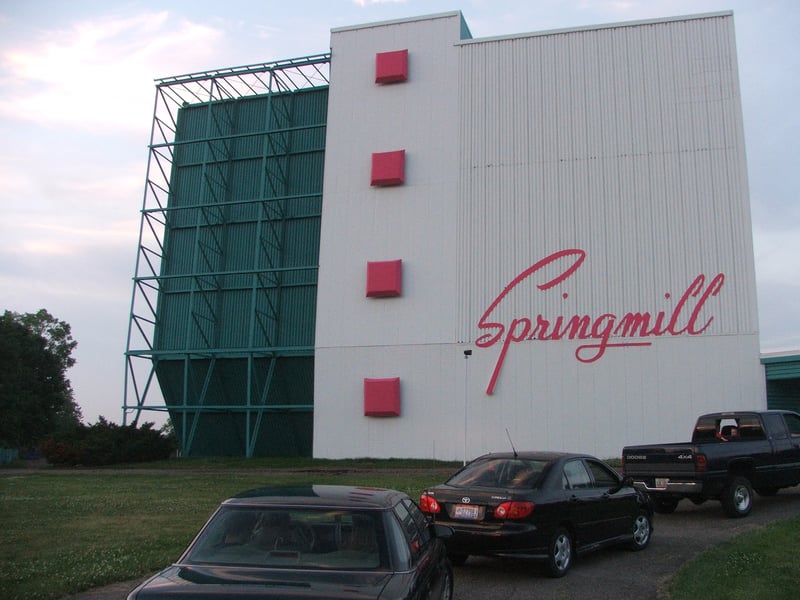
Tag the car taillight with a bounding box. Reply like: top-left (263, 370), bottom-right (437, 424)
top-left (493, 501), bottom-right (534, 520)
top-left (695, 454), bottom-right (707, 472)
top-left (419, 493), bottom-right (441, 514)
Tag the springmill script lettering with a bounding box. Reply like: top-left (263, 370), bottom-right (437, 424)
top-left (476, 249), bottom-right (725, 394)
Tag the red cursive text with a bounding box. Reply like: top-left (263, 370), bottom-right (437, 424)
top-left (476, 249), bottom-right (725, 394)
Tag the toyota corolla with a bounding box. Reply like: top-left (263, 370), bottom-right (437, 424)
top-left (419, 451), bottom-right (652, 577)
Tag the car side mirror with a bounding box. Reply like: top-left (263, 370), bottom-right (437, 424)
top-left (431, 524), bottom-right (454, 539)
top-left (609, 476), bottom-right (633, 494)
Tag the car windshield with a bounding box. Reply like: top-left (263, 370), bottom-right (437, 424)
top-left (446, 457), bottom-right (547, 489)
top-left (185, 507), bottom-right (387, 570)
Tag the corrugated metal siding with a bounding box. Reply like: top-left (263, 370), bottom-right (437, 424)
top-left (156, 88), bottom-right (326, 352)
top-left (151, 87), bottom-right (326, 456)
top-left (763, 356), bottom-right (800, 380)
top-left (766, 380), bottom-right (800, 412)
top-left (766, 363), bottom-right (800, 380)
top-left (157, 356), bottom-right (314, 456)
top-left (315, 13), bottom-right (465, 350)
top-left (456, 14), bottom-right (756, 342)
top-left (314, 12), bottom-right (763, 460)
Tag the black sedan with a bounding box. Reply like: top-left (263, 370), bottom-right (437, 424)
top-left (127, 485), bottom-right (454, 599)
top-left (419, 451), bottom-right (652, 577)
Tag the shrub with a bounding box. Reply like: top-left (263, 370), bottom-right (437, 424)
top-left (40, 418), bottom-right (177, 466)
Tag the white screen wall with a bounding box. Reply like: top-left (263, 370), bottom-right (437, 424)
top-left (314, 11), bottom-right (763, 460)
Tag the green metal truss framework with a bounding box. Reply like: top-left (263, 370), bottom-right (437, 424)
top-left (124, 55), bottom-right (330, 457)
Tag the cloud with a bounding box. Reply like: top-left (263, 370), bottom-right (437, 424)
top-left (0, 157), bottom-right (142, 264)
top-left (4, 220), bottom-right (138, 255)
top-left (0, 11), bottom-right (224, 133)
top-left (252, 23), bottom-right (282, 40)
top-left (753, 227), bottom-right (800, 287)
top-left (352, 0), bottom-right (406, 6)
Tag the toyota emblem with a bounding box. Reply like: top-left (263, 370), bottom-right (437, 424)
top-left (462, 497), bottom-right (471, 504)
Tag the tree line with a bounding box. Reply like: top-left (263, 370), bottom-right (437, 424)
top-left (1, 309), bottom-right (174, 464)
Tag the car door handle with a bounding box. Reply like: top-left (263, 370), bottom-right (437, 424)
top-left (569, 495), bottom-right (580, 502)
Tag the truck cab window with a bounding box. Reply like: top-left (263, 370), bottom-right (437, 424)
top-left (763, 413), bottom-right (788, 439)
top-left (784, 414), bottom-right (800, 438)
top-left (736, 415), bottom-right (766, 440)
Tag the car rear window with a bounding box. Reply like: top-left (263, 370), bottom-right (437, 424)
top-left (184, 507), bottom-right (388, 570)
top-left (446, 458), bottom-right (547, 489)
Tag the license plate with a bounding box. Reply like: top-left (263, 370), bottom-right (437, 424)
top-left (655, 478), bottom-right (669, 488)
top-left (453, 504), bottom-right (481, 520)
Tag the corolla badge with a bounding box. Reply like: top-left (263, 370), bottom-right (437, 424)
top-left (462, 497), bottom-right (471, 504)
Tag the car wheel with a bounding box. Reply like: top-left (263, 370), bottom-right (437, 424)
top-left (652, 498), bottom-right (679, 514)
top-left (721, 476), bottom-right (753, 518)
top-left (438, 563), bottom-right (454, 600)
top-left (546, 527), bottom-right (573, 578)
top-left (628, 511), bottom-right (652, 551)
top-left (448, 552), bottom-right (468, 566)
top-left (754, 487), bottom-right (778, 497)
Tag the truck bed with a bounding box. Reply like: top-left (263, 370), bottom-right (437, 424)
top-left (621, 410), bottom-right (800, 517)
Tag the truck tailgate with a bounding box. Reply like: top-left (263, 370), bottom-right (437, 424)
top-left (623, 444), bottom-right (697, 477)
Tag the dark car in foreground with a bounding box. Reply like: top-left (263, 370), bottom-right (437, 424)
top-left (127, 485), bottom-right (454, 599)
top-left (420, 451), bottom-right (652, 577)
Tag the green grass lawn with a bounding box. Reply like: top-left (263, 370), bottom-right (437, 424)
top-left (0, 459), bottom-right (457, 599)
top-left (667, 515), bottom-right (800, 600)
top-left (2, 458), bottom-right (798, 599)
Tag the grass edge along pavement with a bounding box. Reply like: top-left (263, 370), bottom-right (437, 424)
top-left (2, 458), bottom-right (799, 600)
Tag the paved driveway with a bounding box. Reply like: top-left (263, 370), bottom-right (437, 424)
top-left (64, 487), bottom-right (800, 600)
top-left (451, 487), bottom-right (800, 600)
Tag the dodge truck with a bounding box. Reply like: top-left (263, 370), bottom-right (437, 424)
top-left (622, 410), bottom-right (800, 517)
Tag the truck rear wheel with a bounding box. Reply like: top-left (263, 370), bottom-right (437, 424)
top-left (721, 476), bottom-right (753, 518)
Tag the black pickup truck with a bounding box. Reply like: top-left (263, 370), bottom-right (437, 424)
top-left (622, 410), bottom-right (800, 517)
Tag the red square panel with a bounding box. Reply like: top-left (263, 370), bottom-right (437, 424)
top-left (366, 260), bottom-right (402, 297)
top-left (370, 150), bottom-right (405, 186)
top-left (364, 377), bottom-right (401, 417)
top-left (375, 49), bottom-right (408, 84)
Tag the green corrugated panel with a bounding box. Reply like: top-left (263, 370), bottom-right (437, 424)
top-left (762, 354), bottom-right (800, 380)
top-left (764, 362), bottom-right (800, 380)
top-left (766, 380), bottom-right (800, 413)
top-left (156, 356), bottom-right (314, 456)
top-left (762, 354), bottom-right (800, 413)
top-left (152, 86), bottom-right (328, 456)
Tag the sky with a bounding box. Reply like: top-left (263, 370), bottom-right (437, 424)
top-left (1, 0), bottom-right (798, 427)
